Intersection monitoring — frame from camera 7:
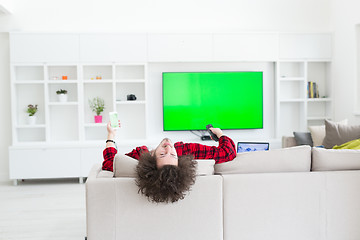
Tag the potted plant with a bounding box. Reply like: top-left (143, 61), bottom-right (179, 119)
top-left (56, 89), bottom-right (68, 102)
top-left (27, 104), bottom-right (38, 125)
top-left (89, 97), bottom-right (105, 123)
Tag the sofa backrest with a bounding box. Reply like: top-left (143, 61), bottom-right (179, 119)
top-left (215, 145), bottom-right (312, 174)
top-left (86, 173), bottom-right (224, 240)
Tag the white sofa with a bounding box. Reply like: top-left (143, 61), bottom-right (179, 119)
top-left (86, 145), bottom-right (360, 240)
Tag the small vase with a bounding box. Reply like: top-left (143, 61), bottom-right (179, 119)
top-left (28, 115), bottom-right (37, 125)
top-left (94, 115), bottom-right (102, 123)
top-left (57, 94), bottom-right (68, 102)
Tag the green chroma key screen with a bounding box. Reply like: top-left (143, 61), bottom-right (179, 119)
top-left (162, 72), bottom-right (263, 131)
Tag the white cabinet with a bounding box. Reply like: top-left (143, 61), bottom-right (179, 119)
top-left (79, 34), bottom-right (147, 62)
top-left (279, 33), bottom-right (332, 60)
top-left (213, 33), bottom-right (279, 61)
top-left (9, 148), bottom-right (81, 179)
top-left (148, 34), bottom-right (213, 62)
top-left (10, 33), bottom-right (79, 62)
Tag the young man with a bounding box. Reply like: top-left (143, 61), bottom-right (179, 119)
top-left (102, 121), bottom-right (236, 203)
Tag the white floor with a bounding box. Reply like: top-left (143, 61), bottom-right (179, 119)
top-left (0, 179), bottom-right (86, 240)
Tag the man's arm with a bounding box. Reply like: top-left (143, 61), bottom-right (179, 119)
top-left (102, 121), bottom-right (119, 172)
top-left (102, 120), bottom-right (150, 171)
top-left (175, 128), bottom-right (236, 164)
top-left (125, 146), bottom-right (149, 160)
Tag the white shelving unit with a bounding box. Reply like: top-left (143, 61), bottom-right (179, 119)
top-left (275, 61), bottom-right (332, 137)
top-left (9, 32), bottom-right (332, 184)
top-left (10, 62), bottom-right (147, 184)
top-left (11, 63), bottom-right (147, 145)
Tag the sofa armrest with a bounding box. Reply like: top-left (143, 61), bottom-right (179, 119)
top-left (282, 136), bottom-right (297, 148)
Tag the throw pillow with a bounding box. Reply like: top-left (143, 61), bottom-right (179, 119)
top-left (322, 119), bottom-right (360, 149)
top-left (293, 132), bottom-right (313, 146)
top-left (113, 154), bottom-right (215, 178)
top-left (312, 147), bottom-right (360, 171)
top-left (308, 119), bottom-right (348, 146)
top-left (214, 145), bottom-right (311, 174)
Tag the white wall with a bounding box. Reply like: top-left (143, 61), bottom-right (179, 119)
top-left (331, 0), bottom-right (360, 123)
top-left (0, 33), bottom-right (11, 182)
top-left (0, 0), bottom-right (332, 182)
top-left (0, 0), bottom-right (331, 33)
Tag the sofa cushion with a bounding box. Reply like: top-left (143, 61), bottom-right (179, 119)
top-left (322, 119), bottom-right (360, 149)
top-left (113, 154), bottom-right (215, 178)
top-left (282, 136), bottom-right (297, 148)
top-left (311, 147), bottom-right (360, 171)
top-left (293, 132), bottom-right (313, 146)
top-left (214, 145), bottom-right (311, 174)
top-left (114, 154), bottom-right (138, 177)
top-left (308, 119), bottom-right (348, 147)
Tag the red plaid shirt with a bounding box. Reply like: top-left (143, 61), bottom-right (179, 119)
top-left (102, 135), bottom-right (236, 172)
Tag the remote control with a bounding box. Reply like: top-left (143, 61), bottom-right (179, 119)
top-left (206, 124), bottom-right (219, 142)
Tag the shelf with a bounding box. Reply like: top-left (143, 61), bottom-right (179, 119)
top-left (16, 127), bottom-right (46, 142)
top-left (47, 65), bottom-right (78, 81)
top-left (116, 100), bottom-right (145, 105)
top-left (48, 102), bottom-right (78, 106)
top-left (307, 116), bottom-right (331, 121)
top-left (279, 99), bottom-right (305, 103)
top-left (84, 123), bottom-right (107, 127)
top-left (14, 80), bottom-right (44, 84)
top-left (279, 77), bottom-right (305, 81)
top-left (83, 79), bottom-right (113, 83)
top-left (14, 66), bottom-right (44, 81)
top-left (48, 80), bottom-right (78, 84)
top-left (115, 65), bottom-right (145, 80)
top-left (83, 65), bottom-right (113, 80)
top-left (115, 79), bottom-right (145, 83)
top-left (307, 98), bottom-right (331, 102)
top-left (16, 124), bottom-right (46, 128)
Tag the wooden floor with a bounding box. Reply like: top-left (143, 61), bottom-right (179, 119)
top-left (0, 179), bottom-right (86, 240)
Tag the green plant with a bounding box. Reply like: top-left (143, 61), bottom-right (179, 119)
top-left (89, 97), bottom-right (105, 116)
top-left (27, 104), bottom-right (38, 116)
top-left (56, 89), bottom-right (68, 94)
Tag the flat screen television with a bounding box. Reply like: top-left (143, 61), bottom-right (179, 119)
top-left (162, 71), bottom-right (263, 131)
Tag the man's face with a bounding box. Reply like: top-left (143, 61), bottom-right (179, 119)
top-left (153, 138), bottom-right (178, 168)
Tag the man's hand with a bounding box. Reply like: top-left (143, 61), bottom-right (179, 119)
top-left (106, 121), bottom-right (120, 148)
top-left (210, 128), bottom-right (223, 139)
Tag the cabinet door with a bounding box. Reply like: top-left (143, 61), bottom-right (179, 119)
top-left (148, 34), bottom-right (212, 62)
top-left (79, 34), bottom-right (147, 62)
top-left (10, 33), bottom-right (79, 62)
top-left (9, 148), bottom-right (81, 179)
top-left (213, 33), bottom-right (279, 61)
top-left (279, 33), bottom-right (332, 59)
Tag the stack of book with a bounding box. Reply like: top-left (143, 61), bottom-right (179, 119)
top-left (307, 81), bottom-right (319, 98)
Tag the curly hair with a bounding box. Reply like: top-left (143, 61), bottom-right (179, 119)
top-left (135, 152), bottom-right (197, 203)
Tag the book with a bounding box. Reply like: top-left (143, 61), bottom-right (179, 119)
top-left (307, 81), bottom-right (319, 98)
